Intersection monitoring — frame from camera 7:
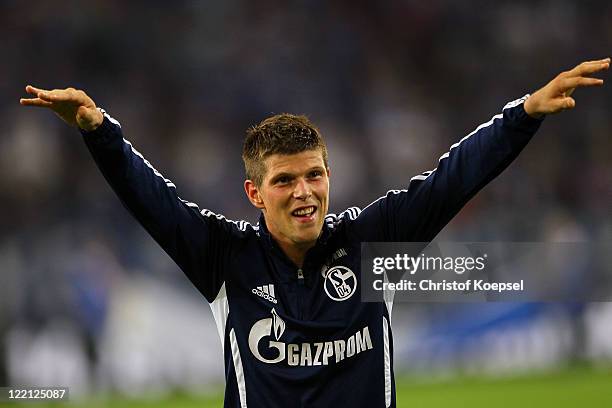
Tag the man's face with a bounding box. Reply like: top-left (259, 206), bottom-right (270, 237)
top-left (246, 150), bottom-right (330, 251)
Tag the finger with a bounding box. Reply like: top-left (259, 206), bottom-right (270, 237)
top-left (561, 97), bottom-right (575, 110)
top-left (25, 85), bottom-right (49, 96)
top-left (569, 60), bottom-right (610, 77)
top-left (580, 58), bottom-right (611, 65)
top-left (37, 88), bottom-right (80, 103)
top-left (558, 76), bottom-right (604, 92)
top-left (551, 97), bottom-right (576, 112)
top-left (19, 98), bottom-right (53, 107)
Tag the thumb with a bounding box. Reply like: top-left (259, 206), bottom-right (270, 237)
top-left (76, 105), bottom-right (104, 131)
top-left (551, 96), bottom-right (575, 113)
top-left (561, 97), bottom-right (576, 109)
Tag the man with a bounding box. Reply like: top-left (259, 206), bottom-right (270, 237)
top-left (20, 58), bottom-right (608, 407)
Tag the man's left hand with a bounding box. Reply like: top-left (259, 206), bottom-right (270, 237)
top-left (524, 58), bottom-right (609, 119)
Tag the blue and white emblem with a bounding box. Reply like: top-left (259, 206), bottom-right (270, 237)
top-left (323, 266), bottom-right (357, 301)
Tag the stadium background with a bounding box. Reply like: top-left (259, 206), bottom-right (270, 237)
top-left (1, 0), bottom-right (612, 406)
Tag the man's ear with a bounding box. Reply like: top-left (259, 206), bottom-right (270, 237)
top-left (244, 180), bottom-right (265, 209)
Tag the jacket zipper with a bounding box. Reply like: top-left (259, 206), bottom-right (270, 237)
top-left (297, 268), bottom-right (304, 319)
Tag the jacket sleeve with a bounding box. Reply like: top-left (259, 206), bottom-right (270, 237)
top-left (81, 109), bottom-right (242, 302)
top-left (349, 95), bottom-right (544, 242)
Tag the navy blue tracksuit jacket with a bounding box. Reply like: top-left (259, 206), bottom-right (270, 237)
top-left (81, 96), bottom-right (542, 407)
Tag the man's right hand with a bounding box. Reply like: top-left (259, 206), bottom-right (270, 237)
top-left (20, 85), bottom-right (104, 132)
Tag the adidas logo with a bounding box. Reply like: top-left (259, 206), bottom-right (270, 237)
top-left (252, 284), bottom-right (278, 304)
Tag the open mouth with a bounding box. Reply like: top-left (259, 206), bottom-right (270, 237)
top-left (291, 205), bottom-right (317, 219)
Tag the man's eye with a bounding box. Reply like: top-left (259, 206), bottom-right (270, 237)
top-left (276, 176), bottom-right (290, 184)
top-left (309, 171), bottom-right (322, 178)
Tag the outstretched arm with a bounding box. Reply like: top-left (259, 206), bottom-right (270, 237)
top-left (351, 58), bottom-right (609, 243)
top-left (20, 86), bottom-right (236, 302)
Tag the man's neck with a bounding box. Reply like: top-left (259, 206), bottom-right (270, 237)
top-left (276, 239), bottom-right (313, 268)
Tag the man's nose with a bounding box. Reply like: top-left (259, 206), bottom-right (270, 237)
top-left (293, 178), bottom-right (312, 200)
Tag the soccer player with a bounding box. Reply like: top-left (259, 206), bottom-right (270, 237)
top-left (20, 58), bottom-right (608, 407)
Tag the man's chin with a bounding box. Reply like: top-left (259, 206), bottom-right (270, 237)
top-left (292, 227), bottom-right (322, 246)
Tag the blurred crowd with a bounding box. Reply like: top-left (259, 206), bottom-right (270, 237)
top-left (2, 0), bottom-right (612, 395)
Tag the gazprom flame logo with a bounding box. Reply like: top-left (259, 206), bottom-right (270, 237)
top-left (271, 308), bottom-right (285, 340)
top-left (248, 308), bottom-right (287, 364)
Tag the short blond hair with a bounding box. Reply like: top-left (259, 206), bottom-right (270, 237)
top-left (242, 113), bottom-right (328, 186)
